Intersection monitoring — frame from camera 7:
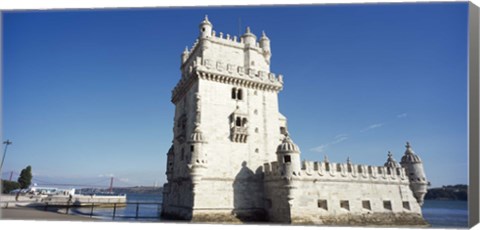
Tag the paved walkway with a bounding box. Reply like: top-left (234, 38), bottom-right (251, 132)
top-left (1, 207), bottom-right (98, 221)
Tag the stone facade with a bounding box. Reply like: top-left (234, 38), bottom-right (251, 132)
top-left (161, 16), bottom-right (429, 226)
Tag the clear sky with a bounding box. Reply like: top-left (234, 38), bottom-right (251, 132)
top-left (2, 3), bottom-right (469, 188)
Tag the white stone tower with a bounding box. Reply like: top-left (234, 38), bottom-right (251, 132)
top-left (162, 16), bottom-right (286, 220)
top-left (400, 142), bottom-right (428, 206)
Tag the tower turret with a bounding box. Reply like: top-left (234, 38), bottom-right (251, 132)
top-left (259, 31), bottom-right (271, 63)
top-left (241, 26), bottom-right (257, 47)
top-left (165, 145), bottom-right (174, 180)
top-left (400, 142), bottom-right (428, 206)
top-left (199, 15), bottom-right (213, 39)
top-left (181, 46), bottom-right (189, 64)
top-left (187, 93), bottom-right (207, 189)
top-left (276, 132), bottom-right (301, 177)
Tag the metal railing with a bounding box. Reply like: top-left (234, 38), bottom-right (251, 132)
top-left (0, 200), bottom-right (162, 220)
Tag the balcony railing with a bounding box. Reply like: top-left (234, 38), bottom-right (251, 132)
top-left (231, 126), bottom-right (248, 143)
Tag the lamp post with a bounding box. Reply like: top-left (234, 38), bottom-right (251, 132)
top-left (1, 139), bottom-right (13, 174)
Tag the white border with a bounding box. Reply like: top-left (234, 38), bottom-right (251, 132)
top-left (0, 0), bottom-right (476, 230)
top-left (0, 0), bottom-right (475, 11)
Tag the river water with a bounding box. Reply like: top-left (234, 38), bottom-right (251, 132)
top-left (71, 194), bottom-right (468, 228)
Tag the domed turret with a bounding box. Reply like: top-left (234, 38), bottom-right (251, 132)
top-left (188, 125), bottom-right (207, 166)
top-left (190, 126), bottom-right (204, 143)
top-left (401, 142), bottom-right (422, 163)
top-left (166, 145), bottom-right (174, 180)
top-left (259, 31), bottom-right (271, 63)
top-left (181, 46), bottom-right (189, 64)
top-left (241, 26), bottom-right (257, 47)
top-left (276, 132), bottom-right (301, 176)
top-left (199, 15), bottom-right (213, 39)
top-left (384, 151), bottom-right (400, 168)
top-left (400, 142), bottom-right (428, 206)
top-left (187, 124), bottom-right (207, 190)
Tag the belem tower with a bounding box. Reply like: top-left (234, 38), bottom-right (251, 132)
top-left (161, 16), bottom-right (429, 225)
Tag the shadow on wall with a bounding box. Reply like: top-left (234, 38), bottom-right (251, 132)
top-left (232, 161), bottom-right (267, 222)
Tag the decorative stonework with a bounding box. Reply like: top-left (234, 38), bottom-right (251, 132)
top-left (172, 59), bottom-right (283, 103)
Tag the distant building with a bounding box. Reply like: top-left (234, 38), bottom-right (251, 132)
top-left (161, 16), bottom-right (429, 225)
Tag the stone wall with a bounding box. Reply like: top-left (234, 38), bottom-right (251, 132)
top-left (263, 160), bottom-right (424, 224)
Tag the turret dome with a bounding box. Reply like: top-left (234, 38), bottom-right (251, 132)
top-left (199, 15), bottom-right (213, 39)
top-left (242, 26), bottom-right (256, 38)
top-left (384, 151), bottom-right (400, 168)
top-left (400, 142), bottom-right (422, 163)
top-left (167, 145), bottom-right (174, 156)
top-left (189, 126), bottom-right (204, 143)
top-left (199, 15), bottom-right (212, 27)
top-left (241, 26), bottom-right (257, 46)
top-left (276, 132), bottom-right (300, 154)
top-left (259, 30), bottom-right (269, 41)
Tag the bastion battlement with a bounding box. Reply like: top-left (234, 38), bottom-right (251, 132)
top-left (263, 160), bottom-right (408, 183)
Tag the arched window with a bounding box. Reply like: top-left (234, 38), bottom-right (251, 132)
top-left (231, 88), bottom-right (237, 99)
top-left (236, 117), bottom-right (242, 126)
top-left (237, 89), bottom-right (243, 100)
top-left (242, 118), bottom-right (248, 127)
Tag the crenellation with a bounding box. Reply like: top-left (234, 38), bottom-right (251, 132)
top-left (172, 57), bottom-right (284, 102)
top-left (265, 159), bottom-right (411, 185)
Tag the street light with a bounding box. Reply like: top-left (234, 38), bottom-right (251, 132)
top-left (1, 139), bottom-right (13, 173)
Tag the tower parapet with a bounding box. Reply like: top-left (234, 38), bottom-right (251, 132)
top-left (180, 16), bottom-right (274, 80)
top-left (400, 142), bottom-right (428, 205)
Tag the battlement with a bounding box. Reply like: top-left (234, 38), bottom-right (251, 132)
top-left (172, 55), bottom-right (283, 103)
top-left (263, 160), bottom-right (408, 183)
top-left (182, 29), bottom-right (265, 65)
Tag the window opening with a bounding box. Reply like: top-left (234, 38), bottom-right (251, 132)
top-left (340, 200), bottom-right (350, 211)
top-left (383, 201), bottom-right (392, 211)
top-left (318, 200), bottom-right (328, 210)
top-left (362, 200), bottom-right (371, 210)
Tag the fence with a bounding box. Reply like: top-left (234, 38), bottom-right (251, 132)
top-left (0, 200), bottom-right (163, 220)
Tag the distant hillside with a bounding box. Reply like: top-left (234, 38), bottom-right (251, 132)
top-left (77, 186), bottom-right (162, 195)
top-left (425, 184), bottom-right (467, 201)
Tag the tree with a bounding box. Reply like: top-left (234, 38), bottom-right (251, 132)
top-left (1, 180), bottom-right (20, 194)
top-left (17, 165), bottom-right (32, 189)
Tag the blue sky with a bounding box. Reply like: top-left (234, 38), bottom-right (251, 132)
top-left (2, 3), bottom-right (468, 188)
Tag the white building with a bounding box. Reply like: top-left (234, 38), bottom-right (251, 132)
top-left (161, 16), bottom-right (429, 225)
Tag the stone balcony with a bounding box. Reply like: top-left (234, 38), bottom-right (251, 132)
top-left (231, 126), bottom-right (248, 143)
